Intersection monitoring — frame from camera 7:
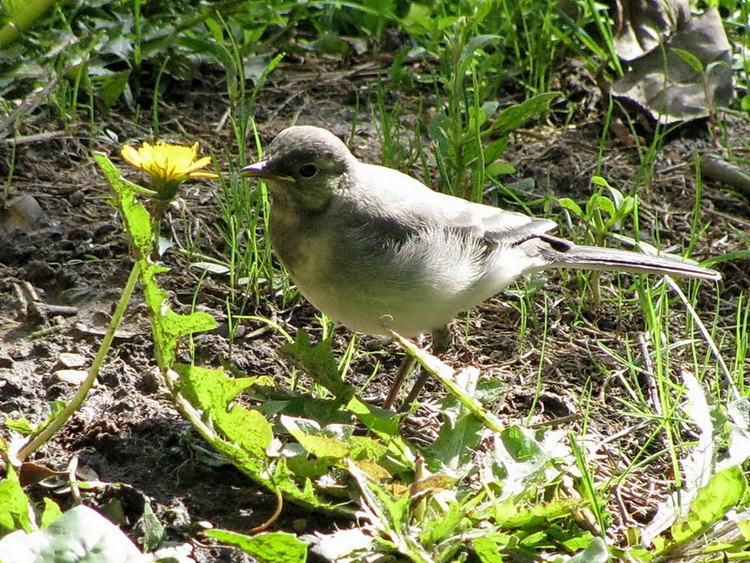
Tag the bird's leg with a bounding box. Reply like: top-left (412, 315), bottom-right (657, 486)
top-left (382, 353), bottom-right (416, 411)
top-left (398, 325), bottom-right (452, 410)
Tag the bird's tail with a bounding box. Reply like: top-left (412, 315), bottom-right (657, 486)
top-left (539, 235), bottom-right (721, 281)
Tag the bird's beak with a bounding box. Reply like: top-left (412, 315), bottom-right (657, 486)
top-left (240, 161), bottom-right (294, 184)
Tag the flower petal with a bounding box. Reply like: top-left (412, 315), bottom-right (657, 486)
top-left (120, 145), bottom-right (144, 167)
top-left (184, 156), bottom-right (213, 173)
top-left (120, 140), bottom-right (217, 188)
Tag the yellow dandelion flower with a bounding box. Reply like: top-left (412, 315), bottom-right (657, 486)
top-left (121, 141), bottom-right (218, 201)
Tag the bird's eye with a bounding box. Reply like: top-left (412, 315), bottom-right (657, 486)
top-left (298, 163), bottom-right (318, 179)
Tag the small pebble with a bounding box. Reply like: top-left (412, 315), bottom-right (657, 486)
top-left (54, 369), bottom-right (88, 385)
top-left (56, 353), bottom-right (87, 369)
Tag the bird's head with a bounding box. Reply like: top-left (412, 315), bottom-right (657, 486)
top-left (241, 126), bottom-right (356, 213)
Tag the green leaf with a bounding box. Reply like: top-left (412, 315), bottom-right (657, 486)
top-left (139, 501), bottom-right (164, 552)
top-left (459, 34), bottom-right (501, 66)
top-left (590, 176), bottom-right (612, 189)
top-left (347, 460), bottom-right (410, 534)
top-left (0, 464), bottom-right (32, 535)
top-left (427, 113), bottom-right (452, 157)
top-left (94, 153), bottom-right (154, 253)
top-left (313, 35), bottom-right (350, 56)
top-left (485, 161), bottom-right (515, 178)
top-left (558, 197), bottom-right (584, 218)
top-left (484, 138), bottom-right (508, 164)
top-left (205, 529), bottom-right (307, 563)
top-left (346, 397), bottom-right (401, 438)
top-left (672, 47), bottom-right (704, 74)
top-left (4, 414), bottom-right (34, 435)
top-left (475, 531), bottom-right (517, 558)
top-left (670, 465), bottom-right (747, 544)
top-left (423, 495), bottom-right (480, 547)
top-left (498, 497), bottom-right (584, 529)
top-left (472, 535), bottom-right (503, 562)
top-left (286, 455), bottom-right (335, 479)
top-left (0, 505), bottom-right (146, 563)
top-left (427, 367), bottom-right (484, 472)
top-left (90, 68), bottom-right (131, 108)
top-left (281, 416), bottom-right (351, 459)
top-left (591, 195), bottom-right (616, 217)
top-left (492, 93), bottom-right (558, 133)
top-left (468, 105), bottom-right (488, 130)
top-left (40, 498), bottom-right (62, 529)
top-left (390, 331), bottom-right (504, 433)
top-left (501, 425), bottom-right (544, 462)
top-left (280, 331), bottom-right (352, 400)
top-left (176, 364), bottom-right (273, 459)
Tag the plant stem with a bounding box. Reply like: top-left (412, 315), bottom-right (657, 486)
top-left (17, 261), bottom-right (141, 461)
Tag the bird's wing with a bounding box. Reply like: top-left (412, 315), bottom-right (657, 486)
top-left (355, 163), bottom-right (558, 241)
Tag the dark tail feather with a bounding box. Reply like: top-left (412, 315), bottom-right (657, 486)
top-left (540, 235), bottom-right (721, 281)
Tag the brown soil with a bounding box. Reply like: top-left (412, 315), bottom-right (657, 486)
top-left (1, 57), bottom-right (749, 561)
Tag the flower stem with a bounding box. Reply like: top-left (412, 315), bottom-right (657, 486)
top-left (17, 261), bottom-right (141, 461)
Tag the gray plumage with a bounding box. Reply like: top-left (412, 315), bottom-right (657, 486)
top-left (241, 125), bottom-right (720, 338)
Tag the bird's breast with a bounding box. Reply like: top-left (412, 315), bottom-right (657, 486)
top-left (268, 208), bottom-right (509, 336)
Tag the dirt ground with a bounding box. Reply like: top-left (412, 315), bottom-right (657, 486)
top-left (1, 59), bottom-right (749, 561)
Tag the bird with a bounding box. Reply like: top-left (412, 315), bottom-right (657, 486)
top-left (241, 125), bottom-right (721, 407)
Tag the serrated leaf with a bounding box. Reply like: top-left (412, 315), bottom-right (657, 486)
top-left (205, 529), bottom-right (307, 563)
top-left (94, 153), bottom-right (153, 252)
top-left (280, 331), bottom-right (351, 400)
top-left (176, 364), bottom-right (273, 459)
top-left (670, 465), bottom-right (746, 544)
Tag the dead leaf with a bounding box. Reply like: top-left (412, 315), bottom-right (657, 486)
top-left (612, 6), bottom-right (733, 123)
top-left (612, 0), bottom-right (690, 62)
